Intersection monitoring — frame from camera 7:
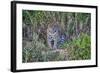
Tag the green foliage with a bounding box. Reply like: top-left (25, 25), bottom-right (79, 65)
top-left (59, 42), bottom-right (68, 49)
top-left (58, 33), bottom-right (91, 60)
top-left (69, 33), bottom-right (91, 60)
top-left (22, 10), bottom-right (91, 62)
top-left (73, 33), bottom-right (91, 49)
top-left (22, 48), bottom-right (33, 62)
top-left (23, 33), bottom-right (91, 62)
top-left (22, 33), bottom-right (46, 62)
top-left (42, 51), bottom-right (59, 61)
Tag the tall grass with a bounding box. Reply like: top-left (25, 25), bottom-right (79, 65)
top-left (22, 10), bottom-right (91, 63)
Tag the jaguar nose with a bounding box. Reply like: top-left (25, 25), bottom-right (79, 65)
top-left (51, 40), bottom-right (54, 48)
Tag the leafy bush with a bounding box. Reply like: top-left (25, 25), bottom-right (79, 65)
top-left (58, 33), bottom-right (91, 60)
top-left (22, 33), bottom-right (46, 62)
top-left (69, 33), bottom-right (91, 60)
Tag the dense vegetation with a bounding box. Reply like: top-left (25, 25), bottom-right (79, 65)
top-left (22, 10), bottom-right (91, 63)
